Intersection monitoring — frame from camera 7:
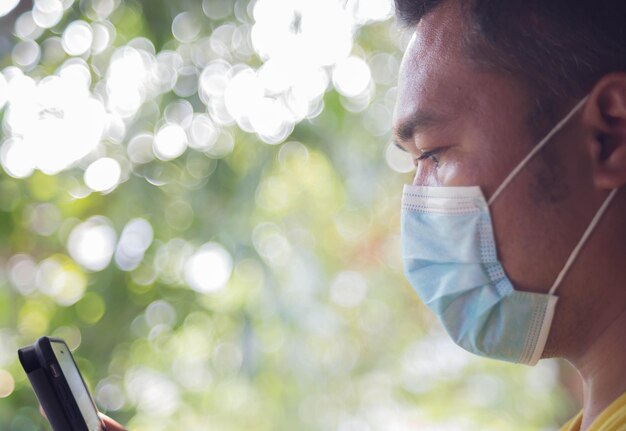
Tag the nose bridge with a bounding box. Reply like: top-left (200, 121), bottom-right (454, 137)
top-left (412, 165), bottom-right (440, 186)
top-left (412, 166), bottom-right (426, 186)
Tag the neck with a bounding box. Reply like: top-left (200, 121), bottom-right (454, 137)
top-left (570, 308), bottom-right (626, 431)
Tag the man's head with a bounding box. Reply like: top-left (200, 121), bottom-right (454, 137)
top-left (392, 0), bottom-right (626, 362)
top-left (395, 0), bottom-right (626, 102)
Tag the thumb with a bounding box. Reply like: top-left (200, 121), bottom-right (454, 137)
top-left (99, 412), bottom-right (126, 431)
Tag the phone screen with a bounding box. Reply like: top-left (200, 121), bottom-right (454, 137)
top-left (50, 341), bottom-right (102, 431)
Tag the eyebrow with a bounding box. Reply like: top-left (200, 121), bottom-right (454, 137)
top-left (392, 110), bottom-right (450, 149)
top-left (394, 141), bottom-right (409, 153)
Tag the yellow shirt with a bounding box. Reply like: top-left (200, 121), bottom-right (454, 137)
top-left (561, 392), bottom-right (626, 431)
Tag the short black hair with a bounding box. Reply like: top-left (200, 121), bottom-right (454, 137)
top-left (394, 0), bottom-right (626, 102)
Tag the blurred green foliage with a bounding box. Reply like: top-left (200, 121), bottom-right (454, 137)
top-left (0, 0), bottom-right (578, 430)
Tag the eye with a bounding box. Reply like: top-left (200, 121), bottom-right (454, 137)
top-left (415, 148), bottom-right (444, 167)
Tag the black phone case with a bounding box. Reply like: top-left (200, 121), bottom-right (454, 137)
top-left (18, 336), bottom-right (104, 431)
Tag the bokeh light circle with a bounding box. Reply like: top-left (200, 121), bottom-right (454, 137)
top-left (153, 123), bottom-right (188, 161)
top-left (67, 217), bottom-right (117, 272)
top-left (184, 242), bottom-right (233, 293)
top-left (84, 157), bottom-right (122, 192)
top-left (333, 56), bottom-right (372, 98)
top-left (0, 0), bottom-right (20, 17)
top-left (62, 20), bottom-right (94, 56)
top-left (0, 370), bottom-right (15, 398)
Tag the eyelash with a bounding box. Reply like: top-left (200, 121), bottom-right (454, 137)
top-left (415, 149), bottom-right (442, 167)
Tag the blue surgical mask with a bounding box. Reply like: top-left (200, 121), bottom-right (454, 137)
top-left (401, 97), bottom-right (619, 365)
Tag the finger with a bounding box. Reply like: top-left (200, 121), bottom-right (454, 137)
top-left (99, 413), bottom-right (126, 431)
top-left (41, 406), bottom-right (124, 431)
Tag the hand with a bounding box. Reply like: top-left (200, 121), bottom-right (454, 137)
top-left (40, 405), bottom-right (126, 431)
top-left (99, 412), bottom-right (126, 431)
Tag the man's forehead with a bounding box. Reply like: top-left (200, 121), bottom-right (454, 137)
top-left (409, 1), bottom-right (466, 62)
top-left (394, 3), bottom-right (473, 139)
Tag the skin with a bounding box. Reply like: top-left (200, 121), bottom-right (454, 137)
top-left (392, 1), bottom-right (626, 429)
top-left (39, 406), bottom-right (125, 431)
top-left (99, 414), bottom-right (125, 431)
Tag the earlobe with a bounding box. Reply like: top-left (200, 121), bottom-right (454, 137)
top-left (584, 72), bottom-right (626, 190)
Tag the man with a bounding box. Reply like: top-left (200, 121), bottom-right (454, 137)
top-left (48, 1), bottom-right (626, 430)
top-left (392, 0), bottom-right (626, 430)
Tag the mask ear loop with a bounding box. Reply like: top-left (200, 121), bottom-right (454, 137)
top-left (527, 188), bottom-right (618, 365)
top-left (487, 96), bottom-right (590, 206)
top-left (548, 188), bottom-right (619, 295)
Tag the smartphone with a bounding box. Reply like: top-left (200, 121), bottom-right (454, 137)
top-left (18, 336), bottom-right (106, 431)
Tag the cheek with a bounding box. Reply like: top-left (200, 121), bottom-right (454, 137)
top-left (438, 159), bottom-right (463, 185)
top-left (436, 148), bottom-right (497, 188)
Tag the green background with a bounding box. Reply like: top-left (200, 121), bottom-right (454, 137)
top-left (0, 0), bottom-right (578, 429)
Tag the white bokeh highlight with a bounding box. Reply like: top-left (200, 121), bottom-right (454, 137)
top-left (62, 20), bottom-right (93, 56)
top-left (36, 257), bottom-right (87, 306)
top-left (84, 157), bottom-right (122, 192)
top-left (32, 0), bottom-right (64, 29)
top-left (115, 218), bottom-right (154, 272)
top-left (184, 242), bottom-right (233, 293)
top-left (333, 56), bottom-right (372, 98)
top-left (0, 0), bottom-right (20, 17)
top-left (1, 63), bottom-right (105, 177)
top-left (67, 216), bottom-right (117, 272)
top-left (385, 142), bottom-right (415, 174)
top-left (153, 123), bottom-right (188, 160)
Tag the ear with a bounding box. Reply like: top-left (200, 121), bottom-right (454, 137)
top-left (582, 72), bottom-right (626, 190)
